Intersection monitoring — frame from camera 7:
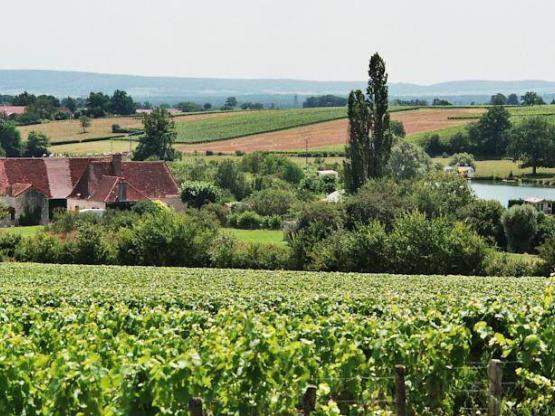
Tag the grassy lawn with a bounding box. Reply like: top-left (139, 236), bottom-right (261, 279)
top-left (0, 225), bottom-right (44, 237)
top-left (433, 157), bottom-right (555, 181)
top-left (222, 228), bottom-right (286, 246)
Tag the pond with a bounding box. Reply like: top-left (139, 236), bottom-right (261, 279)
top-left (470, 180), bottom-right (555, 207)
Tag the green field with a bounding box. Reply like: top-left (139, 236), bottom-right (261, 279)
top-left (0, 262), bottom-right (551, 414)
top-left (0, 225), bottom-right (44, 237)
top-left (223, 227), bottom-right (286, 245)
top-left (173, 107), bottom-right (347, 143)
top-left (433, 157), bottom-right (555, 181)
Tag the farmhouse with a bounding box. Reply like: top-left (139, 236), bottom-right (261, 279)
top-left (0, 154), bottom-right (181, 225)
top-left (0, 105), bottom-right (26, 116)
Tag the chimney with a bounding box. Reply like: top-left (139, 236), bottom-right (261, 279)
top-left (112, 153), bottom-right (122, 177)
top-left (117, 180), bottom-right (127, 202)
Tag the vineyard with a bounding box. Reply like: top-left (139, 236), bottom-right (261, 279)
top-left (0, 263), bottom-right (553, 415)
top-left (173, 107), bottom-right (348, 143)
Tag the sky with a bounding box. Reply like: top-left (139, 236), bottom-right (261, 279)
top-left (1, 0), bottom-right (555, 84)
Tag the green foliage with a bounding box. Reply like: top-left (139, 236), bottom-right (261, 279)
top-left (0, 262), bottom-right (551, 414)
top-left (390, 120), bottom-right (406, 138)
top-left (508, 117), bottom-right (555, 175)
top-left (79, 115), bottom-right (91, 133)
top-left (181, 181), bottom-right (220, 208)
top-left (0, 120), bottom-right (22, 156)
top-left (344, 180), bottom-right (415, 230)
top-left (134, 107), bottom-right (178, 161)
top-left (422, 133), bottom-right (446, 157)
top-left (457, 199), bottom-right (506, 247)
top-left (502, 204), bottom-right (539, 253)
top-left (413, 172), bottom-right (474, 218)
top-left (86, 91), bottom-right (111, 117)
top-left (387, 140), bottom-right (432, 180)
top-left (302, 95), bottom-right (347, 108)
top-left (0, 232), bottom-right (23, 258)
top-left (521, 91), bottom-right (546, 106)
top-left (210, 235), bottom-right (290, 269)
top-left (490, 93), bottom-right (507, 105)
top-left (176, 101), bottom-right (202, 113)
top-left (288, 201), bottom-right (344, 268)
top-left (483, 251), bottom-right (543, 277)
top-left (24, 131), bottom-right (50, 157)
top-left (214, 159), bottom-right (251, 200)
top-left (248, 188), bottom-right (297, 217)
top-left (73, 224), bottom-right (117, 265)
top-left (227, 210), bottom-right (264, 230)
top-left (387, 212), bottom-right (487, 275)
top-left (344, 53), bottom-right (393, 192)
top-left (240, 152), bottom-right (304, 184)
top-left (117, 209), bottom-right (218, 267)
top-left (110, 90), bottom-right (136, 115)
top-left (449, 152), bottom-right (476, 170)
top-left (309, 222), bottom-right (388, 272)
top-left (468, 106), bottom-right (511, 157)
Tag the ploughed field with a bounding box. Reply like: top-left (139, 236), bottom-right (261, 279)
top-left (0, 262), bottom-right (552, 415)
top-left (176, 107), bottom-right (485, 153)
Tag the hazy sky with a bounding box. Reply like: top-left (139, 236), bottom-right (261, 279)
top-left (2, 0), bottom-right (554, 84)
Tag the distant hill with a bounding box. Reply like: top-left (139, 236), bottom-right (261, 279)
top-left (1, 69), bottom-right (555, 106)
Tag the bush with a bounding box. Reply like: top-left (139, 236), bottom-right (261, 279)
top-left (532, 213), bottom-right (555, 251)
top-left (111, 124), bottom-right (121, 133)
top-left (249, 188), bottom-right (297, 217)
top-left (457, 199), bottom-right (506, 247)
top-left (449, 153), bottom-right (476, 170)
top-left (387, 212), bottom-right (487, 275)
top-left (387, 141), bottom-right (432, 180)
top-left (413, 172), bottom-right (474, 218)
top-left (181, 181), bottom-right (220, 208)
top-left (0, 232), bottom-right (23, 258)
top-left (214, 160), bottom-right (251, 200)
top-left (73, 224), bottom-right (116, 265)
top-left (484, 251), bottom-right (544, 277)
top-left (228, 211), bottom-right (264, 230)
top-left (14, 233), bottom-right (67, 263)
top-left (344, 180), bottom-right (414, 230)
top-left (210, 235), bottom-right (290, 270)
top-left (501, 204), bottom-right (538, 253)
top-left (538, 236), bottom-right (555, 275)
top-left (288, 202), bottom-right (344, 269)
top-left (308, 222), bottom-right (388, 272)
top-left (117, 210), bottom-right (218, 266)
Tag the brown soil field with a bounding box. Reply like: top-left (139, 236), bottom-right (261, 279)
top-left (176, 108), bottom-right (485, 153)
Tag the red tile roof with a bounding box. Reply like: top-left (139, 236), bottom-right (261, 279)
top-left (0, 105), bottom-right (26, 116)
top-left (0, 156), bottom-right (179, 203)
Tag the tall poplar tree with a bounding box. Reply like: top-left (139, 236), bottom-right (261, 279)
top-left (344, 53), bottom-right (393, 193)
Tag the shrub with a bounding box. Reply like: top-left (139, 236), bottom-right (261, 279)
top-left (413, 172), bottom-right (474, 218)
top-left (387, 212), bottom-right (487, 275)
top-left (457, 199), bottom-right (506, 247)
top-left (18, 206), bottom-right (42, 226)
top-left (210, 235), bottom-right (290, 270)
top-left (387, 141), bottom-right (432, 181)
top-left (73, 224), bottom-right (116, 265)
top-left (532, 213), bottom-right (555, 251)
top-left (249, 188), bottom-right (297, 217)
top-left (214, 160), bottom-right (251, 200)
top-left (201, 203), bottom-right (229, 226)
top-left (501, 204), bottom-right (538, 253)
top-left (344, 180), bottom-right (415, 230)
top-left (228, 211), bottom-right (263, 230)
top-left (117, 210), bottom-right (218, 266)
top-left (181, 181), bottom-right (220, 208)
top-left (484, 251), bottom-right (544, 277)
top-left (14, 233), bottom-right (66, 263)
top-left (538, 236), bottom-right (555, 275)
top-left (0, 232), bottom-right (23, 258)
top-left (130, 200), bottom-right (165, 216)
top-left (288, 202), bottom-right (344, 269)
top-left (308, 222), bottom-right (388, 272)
top-left (449, 153), bottom-right (476, 170)
top-left (111, 124), bottom-right (121, 133)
